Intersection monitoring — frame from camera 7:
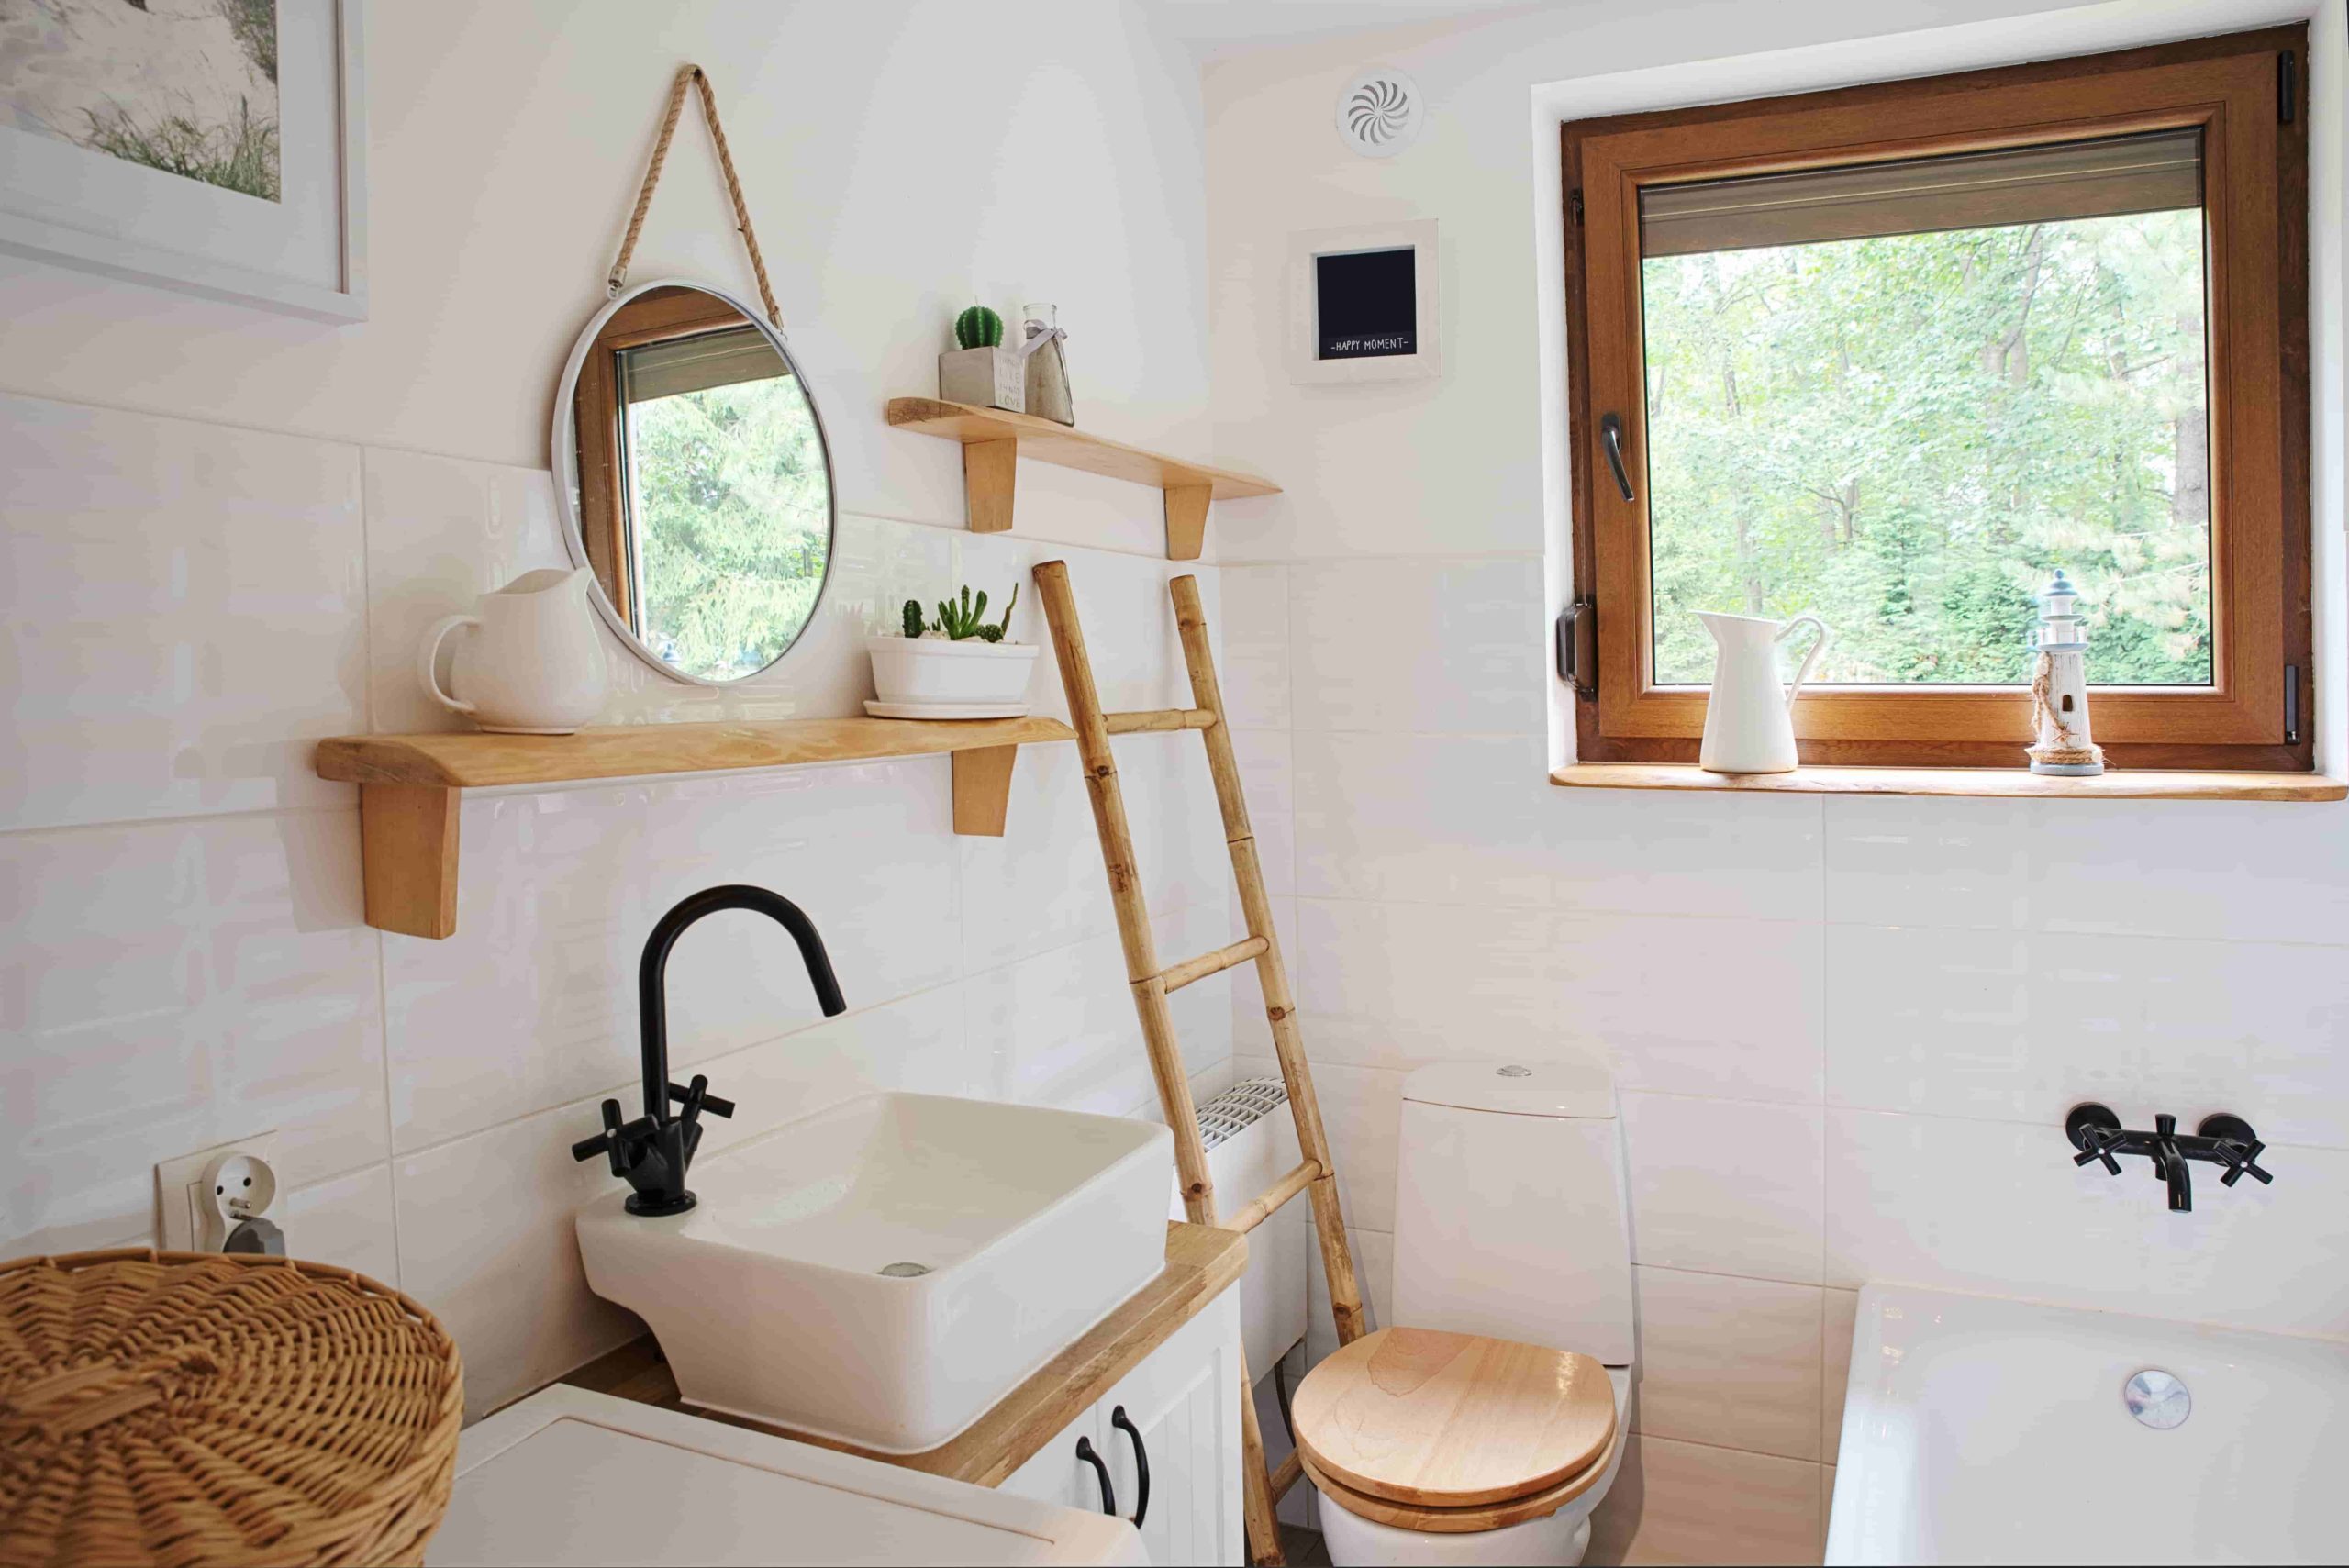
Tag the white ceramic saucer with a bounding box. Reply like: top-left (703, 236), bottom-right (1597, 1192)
top-left (863, 699), bottom-right (1032, 720)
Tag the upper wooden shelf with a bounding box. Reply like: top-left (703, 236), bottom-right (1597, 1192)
top-left (317, 716), bottom-right (1074, 940)
top-left (885, 397), bottom-right (1278, 561)
top-left (1551, 762), bottom-right (2345, 802)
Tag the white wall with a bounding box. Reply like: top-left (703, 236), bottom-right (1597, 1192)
top-left (1204, 1), bottom-right (2349, 1561)
top-left (0, 0), bottom-right (1252, 1422)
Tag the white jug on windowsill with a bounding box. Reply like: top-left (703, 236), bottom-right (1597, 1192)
top-left (1697, 610), bottom-right (1829, 774)
top-left (418, 567), bottom-right (610, 734)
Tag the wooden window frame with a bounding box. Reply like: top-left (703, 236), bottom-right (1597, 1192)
top-left (1560, 27), bottom-right (2312, 772)
top-left (571, 286), bottom-right (761, 631)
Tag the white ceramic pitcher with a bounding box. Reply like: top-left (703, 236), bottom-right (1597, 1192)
top-left (418, 567), bottom-right (609, 734)
top-left (1697, 610), bottom-right (1829, 774)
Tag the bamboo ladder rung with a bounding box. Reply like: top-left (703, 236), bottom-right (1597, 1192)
top-left (1103, 706), bottom-right (1219, 734)
top-left (1159, 936), bottom-right (1269, 993)
top-left (1221, 1159), bottom-right (1323, 1237)
top-left (1269, 1450), bottom-right (1305, 1502)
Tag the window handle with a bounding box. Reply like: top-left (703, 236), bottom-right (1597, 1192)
top-left (1600, 413), bottom-right (1635, 502)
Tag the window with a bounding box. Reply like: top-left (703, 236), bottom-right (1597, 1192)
top-left (1560, 28), bottom-right (2310, 770)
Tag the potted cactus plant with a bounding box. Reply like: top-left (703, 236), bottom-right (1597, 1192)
top-left (864, 583), bottom-right (1041, 717)
top-left (936, 305), bottom-right (1025, 413)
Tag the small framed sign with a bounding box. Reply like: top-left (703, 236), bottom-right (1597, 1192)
top-left (1287, 219), bottom-right (1438, 384)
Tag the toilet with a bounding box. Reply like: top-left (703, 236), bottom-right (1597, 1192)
top-left (1292, 1062), bottom-right (1635, 1566)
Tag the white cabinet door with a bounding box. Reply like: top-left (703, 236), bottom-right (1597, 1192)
top-left (999, 1405), bottom-right (1113, 1516)
top-left (1097, 1291), bottom-right (1244, 1568)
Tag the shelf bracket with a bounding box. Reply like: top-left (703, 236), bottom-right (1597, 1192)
top-left (1163, 484), bottom-right (1211, 562)
top-left (963, 439), bottom-right (1017, 533)
top-left (360, 783), bottom-right (461, 939)
top-left (951, 744), bottom-right (1021, 836)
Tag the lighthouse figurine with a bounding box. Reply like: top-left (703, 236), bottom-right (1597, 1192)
top-left (2027, 569), bottom-right (2104, 776)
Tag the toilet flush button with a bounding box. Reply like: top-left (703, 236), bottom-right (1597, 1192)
top-left (1496, 1065), bottom-right (1533, 1078)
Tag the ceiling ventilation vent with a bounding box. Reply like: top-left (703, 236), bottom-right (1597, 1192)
top-left (1336, 68), bottom-right (1423, 159)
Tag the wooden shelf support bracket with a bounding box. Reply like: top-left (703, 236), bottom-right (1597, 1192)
top-left (359, 783), bottom-right (461, 940)
top-left (1164, 484), bottom-right (1211, 562)
top-left (963, 438), bottom-right (1017, 533)
top-left (951, 743), bottom-right (1021, 835)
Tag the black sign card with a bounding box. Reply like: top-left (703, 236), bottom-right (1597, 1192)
top-left (1315, 247), bottom-right (1417, 361)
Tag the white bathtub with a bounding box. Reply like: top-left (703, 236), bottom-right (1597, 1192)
top-left (1826, 1284), bottom-right (2349, 1565)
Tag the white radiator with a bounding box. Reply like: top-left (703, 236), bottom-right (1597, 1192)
top-left (1170, 1078), bottom-right (1310, 1379)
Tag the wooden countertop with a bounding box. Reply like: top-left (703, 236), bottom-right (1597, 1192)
top-left (562, 1221), bottom-right (1249, 1487)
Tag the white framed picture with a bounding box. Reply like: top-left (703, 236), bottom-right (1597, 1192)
top-left (0, 0), bottom-right (366, 322)
top-left (1286, 218), bottom-right (1439, 384)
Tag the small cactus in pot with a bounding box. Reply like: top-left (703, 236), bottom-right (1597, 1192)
top-left (870, 582), bottom-right (1039, 716)
top-left (933, 583), bottom-right (1018, 642)
top-left (899, 584), bottom-right (1019, 643)
top-left (954, 306), bottom-right (1004, 350)
top-left (938, 301), bottom-right (1025, 413)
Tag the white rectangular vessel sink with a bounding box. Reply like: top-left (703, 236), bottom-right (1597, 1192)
top-left (577, 1092), bottom-right (1172, 1453)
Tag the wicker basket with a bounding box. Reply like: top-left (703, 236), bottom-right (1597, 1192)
top-left (0, 1250), bottom-right (464, 1568)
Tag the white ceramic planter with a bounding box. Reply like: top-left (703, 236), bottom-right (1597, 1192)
top-left (866, 636), bottom-right (1040, 715)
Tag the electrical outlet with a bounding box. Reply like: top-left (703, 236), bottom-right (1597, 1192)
top-left (155, 1132), bottom-right (278, 1251)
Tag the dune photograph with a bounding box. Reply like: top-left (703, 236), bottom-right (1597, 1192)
top-left (0, 0), bottom-right (279, 200)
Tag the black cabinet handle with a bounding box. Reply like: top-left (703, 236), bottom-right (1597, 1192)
top-left (1111, 1405), bottom-right (1151, 1528)
top-left (1600, 413), bottom-right (1635, 502)
top-left (1075, 1436), bottom-right (1117, 1517)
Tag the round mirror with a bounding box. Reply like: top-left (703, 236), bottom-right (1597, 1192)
top-left (551, 279), bottom-right (836, 684)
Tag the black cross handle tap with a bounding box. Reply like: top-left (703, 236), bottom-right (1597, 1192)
top-left (2065, 1103), bottom-right (2275, 1214)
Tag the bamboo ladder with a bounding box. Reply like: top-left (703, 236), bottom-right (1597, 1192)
top-left (1032, 562), bottom-right (1367, 1568)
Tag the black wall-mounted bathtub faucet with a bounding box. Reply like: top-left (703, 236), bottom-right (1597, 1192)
top-left (571, 885), bottom-right (847, 1216)
top-left (2065, 1103), bottom-right (2274, 1214)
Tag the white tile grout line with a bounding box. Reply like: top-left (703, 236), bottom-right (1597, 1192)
top-left (1214, 551), bottom-right (1548, 567)
top-left (380, 891), bottom-right (1248, 1162)
top-left (1811, 792), bottom-right (1831, 1297)
top-left (356, 443), bottom-right (407, 1290)
top-left (0, 380), bottom-right (1216, 565)
top-left (0, 800), bottom-right (362, 841)
top-left (1233, 1052), bottom-right (2349, 1158)
top-left (1620, 1428), bottom-right (1833, 1472)
top-left (1250, 889), bottom-right (2349, 952)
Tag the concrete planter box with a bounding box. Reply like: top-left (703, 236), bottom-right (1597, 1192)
top-left (938, 347), bottom-right (1024, 413)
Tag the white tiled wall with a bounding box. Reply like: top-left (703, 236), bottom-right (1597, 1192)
top-left (0, 391), bottom-right (1240, 1420)
top-left (1218, 555), bottom-right (2349, 1563)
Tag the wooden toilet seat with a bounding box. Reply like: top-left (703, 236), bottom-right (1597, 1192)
top-left (1290, 1326), bottom-right (1621, 1534)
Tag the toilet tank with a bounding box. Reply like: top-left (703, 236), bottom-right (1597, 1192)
top-left (1389, 1062), bottom-right (1633, 1366)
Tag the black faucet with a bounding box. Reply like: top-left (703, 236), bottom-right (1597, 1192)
top-left (571, 885), bottom-right (847, 1215)
top-left (2066, 1103), bottom-right (2274, 1214)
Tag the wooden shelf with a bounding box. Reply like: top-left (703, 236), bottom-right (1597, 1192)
top-left (563, 1222), bottom-right (1248, 1488)
top-left (315, 716), bottom-right (1075, 939)
top-left (1551, 762), bottom-right (2345, 802)
top-left (885, 397), bottom-right (1279, 560)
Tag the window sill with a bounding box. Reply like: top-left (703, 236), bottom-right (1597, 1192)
top-left (1549, 763), bottom-right (2344, 802)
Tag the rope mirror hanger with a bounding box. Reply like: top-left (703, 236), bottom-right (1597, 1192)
top-left (607, 64), bottom-right (783, 330)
